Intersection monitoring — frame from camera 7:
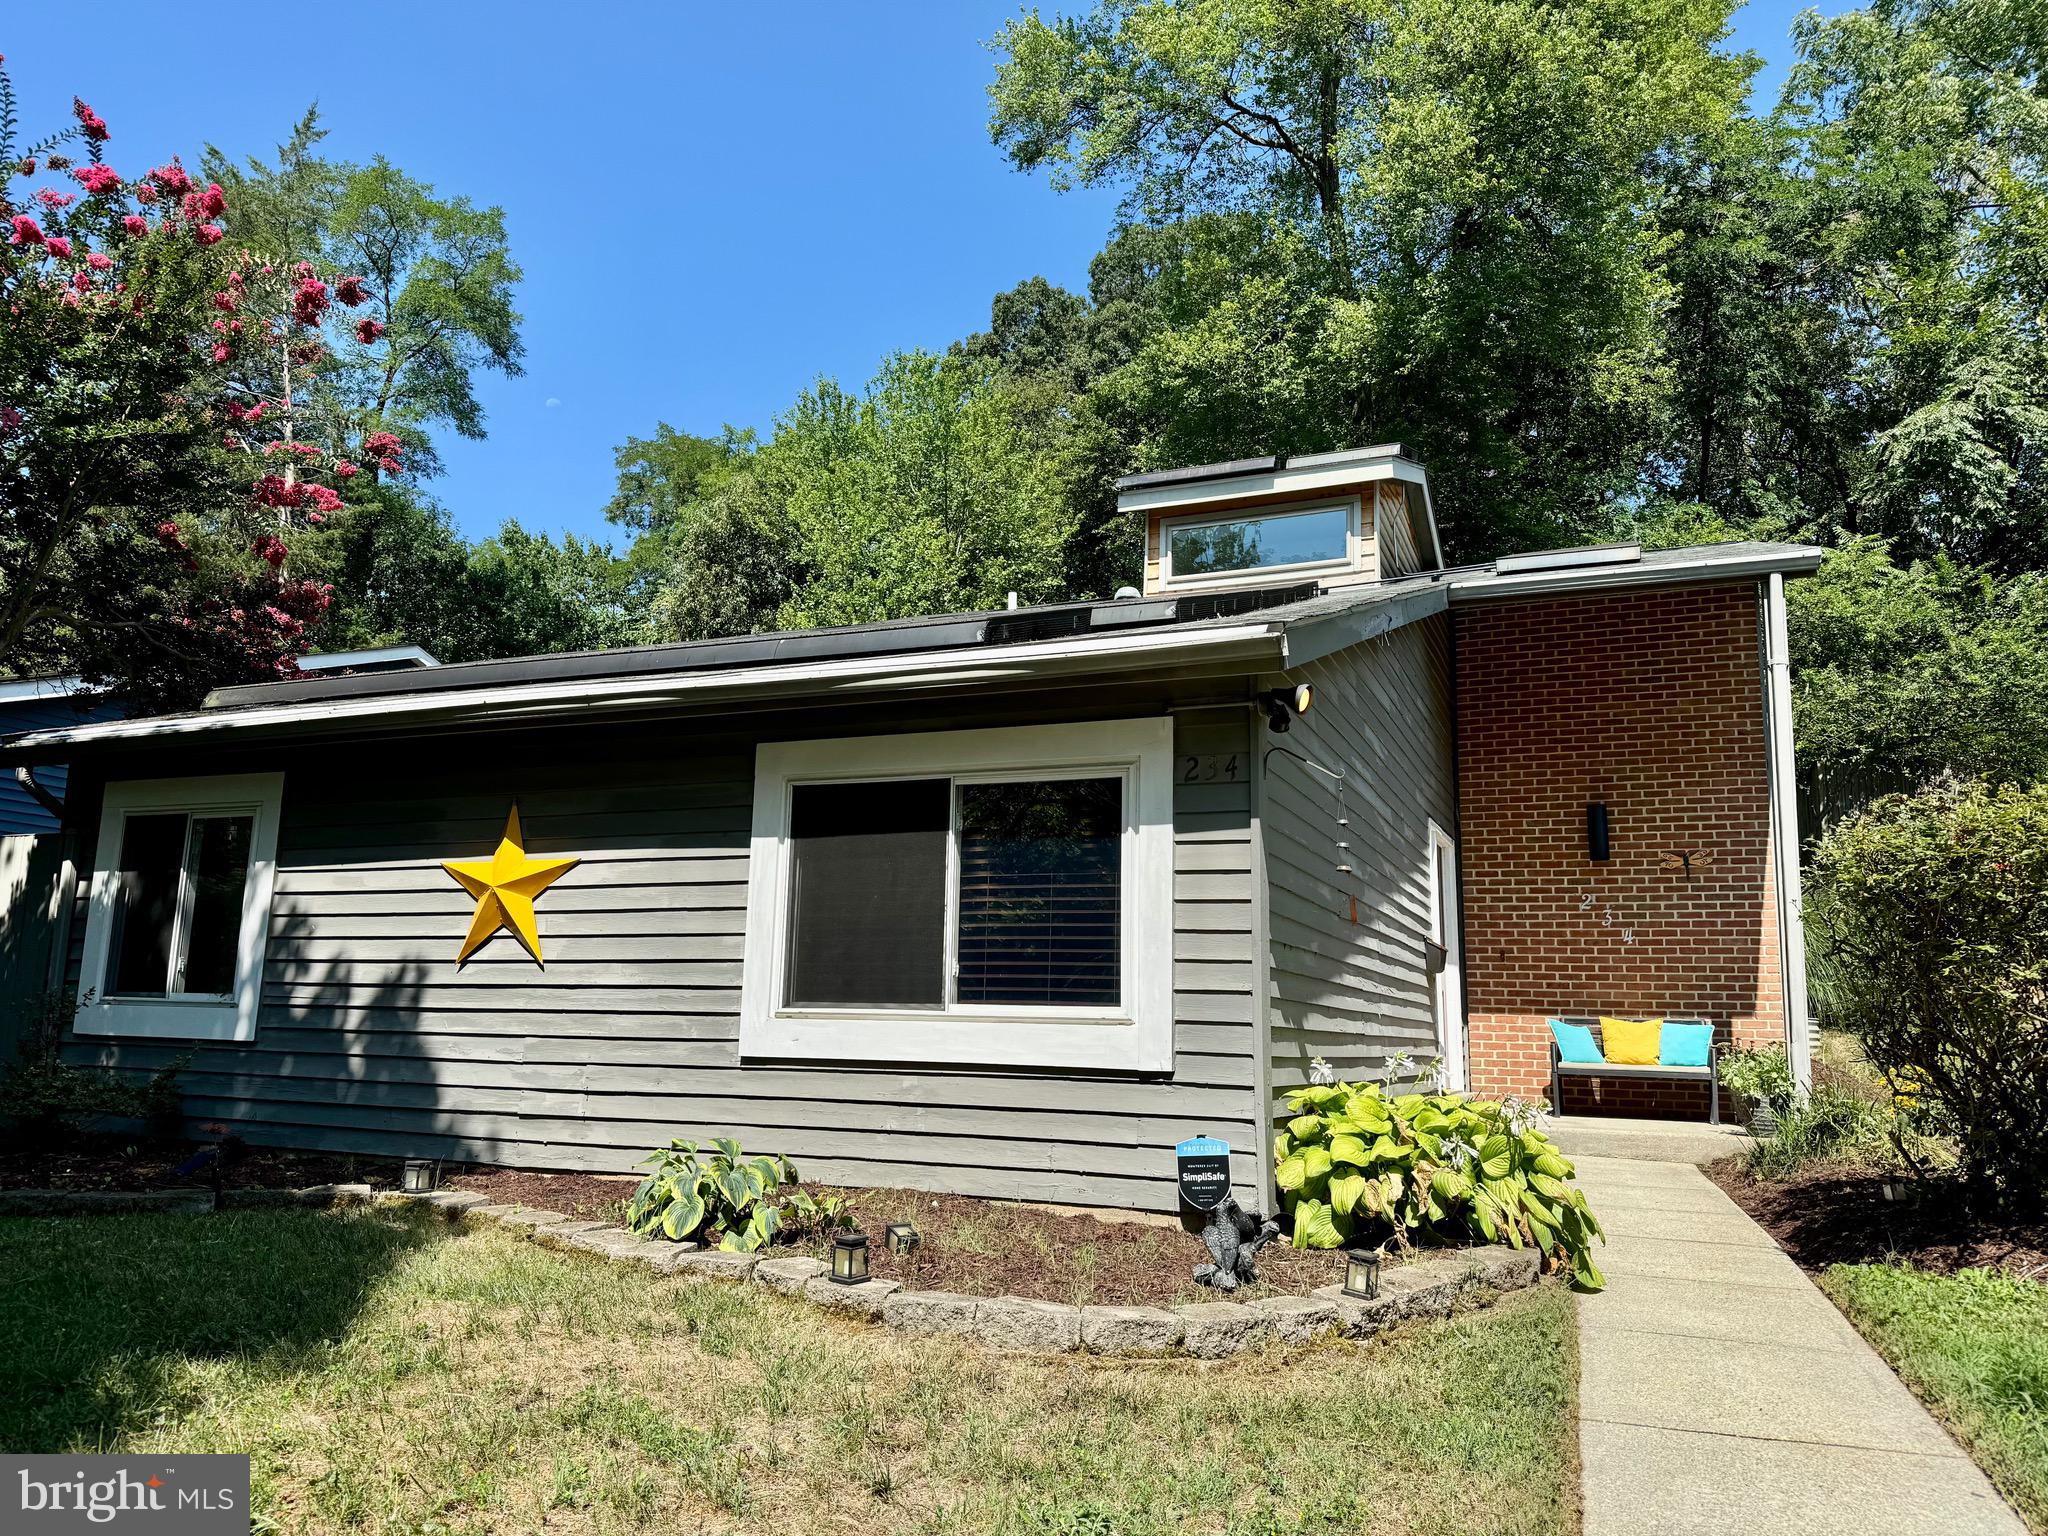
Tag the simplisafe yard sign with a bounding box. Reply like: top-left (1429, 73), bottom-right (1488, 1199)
top-left (1176, 1135), bottom-right (1231, 1210)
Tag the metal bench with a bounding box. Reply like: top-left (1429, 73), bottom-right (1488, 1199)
top-left (1548, 1017), bottom-right (1723, 1124)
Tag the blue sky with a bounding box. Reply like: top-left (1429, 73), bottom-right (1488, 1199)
top-left (6, 1), bottom-right (1829, 543)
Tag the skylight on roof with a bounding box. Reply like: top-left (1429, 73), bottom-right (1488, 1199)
top-left (1494, 543), bottom-right (1642, 575)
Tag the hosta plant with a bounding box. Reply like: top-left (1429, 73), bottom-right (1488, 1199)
top-left (628, 1138), bottom-right (806, 1252)
top-left (1275, 1081), bottom-right (1607, 1288)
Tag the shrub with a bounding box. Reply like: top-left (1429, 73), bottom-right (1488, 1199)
top-left (626, 1138), bottom-right (850, 1252)
top-left (1808, 777), bottom-right (2048, 1213)
top-left (0, 990), bottom-right (186, 1142)
top-left (1717, 1045), bottom-right (1797, 1116)
top-left (1740, 1085), bottom-right (1891, 1180)
top-left (1275, 1081), bottom-right (1607, 1289)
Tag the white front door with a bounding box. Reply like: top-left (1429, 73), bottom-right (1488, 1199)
top-left (1427, 822), bottom-right (1467, 1091)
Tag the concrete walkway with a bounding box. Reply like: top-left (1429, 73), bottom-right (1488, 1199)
top-left (1572, 1153), bottom-right (2025, 1535)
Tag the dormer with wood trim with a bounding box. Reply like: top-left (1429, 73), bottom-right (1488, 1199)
top-left (1115, 445), bottom-right (1443, 598)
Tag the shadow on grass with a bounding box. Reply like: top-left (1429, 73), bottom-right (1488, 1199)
top-left (0, 1205), bottom-right (446, 1451)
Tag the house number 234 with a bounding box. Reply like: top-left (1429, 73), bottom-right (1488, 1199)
top-left (1180, 754), bottom-right (1245, 784)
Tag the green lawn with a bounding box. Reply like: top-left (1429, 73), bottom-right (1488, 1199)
top-left (1824, 1264), bottom-right (2048, 1532)
top-left (0, 1206), bottom-right (1580, 1535)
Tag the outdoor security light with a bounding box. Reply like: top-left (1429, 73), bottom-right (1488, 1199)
top-left (1260, 683), bottom-right (1314, 734)
top-left (402, 1159), bottom-right (441, 1194)
top-left (884, 1221), bottom-right (921, 1257)
top-left (830, 1232), bottom-right (870, 1285)
top-left (1342, 1247), bottom-right (1383, 1301)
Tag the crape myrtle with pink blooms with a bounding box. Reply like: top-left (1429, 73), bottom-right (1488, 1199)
top-left (0, 58), bottom-right (412, 710)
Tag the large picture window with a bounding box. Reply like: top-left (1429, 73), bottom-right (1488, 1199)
top-left (741, 720), bottom-right (1173, 1072)
top-left (76, 774), bottom-right (284, 1041)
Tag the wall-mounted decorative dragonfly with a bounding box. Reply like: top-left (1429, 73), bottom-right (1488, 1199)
top-left (1661, 847), bottom-right (1714, 877)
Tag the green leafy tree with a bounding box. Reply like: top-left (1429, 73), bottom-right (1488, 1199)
top-left (464, 522), bottom-right (636, 656)
top-left (1766, 0), bottom-right (2048, 568)
top-left (991, 0), bottom-right (1751, 561)
top-left (649, 472), bottom-right (804, 643)
top-left (205, 122), bottom-right (524, 483)
top-left (642, 350), bottom-right (1081, 638)
top-left (767, 351), bottom-right (1080, 628)
top-left (1789, 541), bottom-right (2048, 811)
top-left (603, 423), bottom-right (753, 539)
top-left (0, 67), bottom-right (343, 708)
top-left (321, 486), bottom-right (636, 662)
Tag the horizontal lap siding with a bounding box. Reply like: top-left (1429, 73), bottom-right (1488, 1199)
top-left (1265, 616), bottom-right (1456, 1109)
top-left (64, 701), bottom-right (1261, 1211)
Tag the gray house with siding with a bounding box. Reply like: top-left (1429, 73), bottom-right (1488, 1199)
top-left (1, 446), bottom-right (1821, 1211)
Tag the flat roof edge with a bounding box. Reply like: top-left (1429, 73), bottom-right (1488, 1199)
top-left (2, 623), bottom-right (1290, 761)
top-left (1448, 546), bottom-right (1823, 603)
top-left (1114, 443), bottom-right (1409, 494)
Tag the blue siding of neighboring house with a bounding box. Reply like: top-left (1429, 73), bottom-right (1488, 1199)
top-left (0, 694), bottom-right (123, 833)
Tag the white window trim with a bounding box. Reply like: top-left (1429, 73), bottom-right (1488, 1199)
top-left (1158, 495), bottom-right (1362, 590)
top-left (741, 718), bottom-right (1174, 1073)
top-left (75, 773), bottom-right (284, 1043)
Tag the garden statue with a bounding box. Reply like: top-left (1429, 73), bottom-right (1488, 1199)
top-left (1191, 1195), bottom-right (1281, 1291)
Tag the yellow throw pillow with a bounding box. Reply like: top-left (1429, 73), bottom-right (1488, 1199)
top-left (1601, 1016), bottom-right (1664, 1065)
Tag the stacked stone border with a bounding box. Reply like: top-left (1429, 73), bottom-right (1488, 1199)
top-left (0, 1182), bottom-right (1547, 1357)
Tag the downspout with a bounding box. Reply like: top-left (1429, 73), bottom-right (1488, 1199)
top-left (1761, 575), bottom-right (1813, 1090)
top-left (14, 764), bottom-right (63, 821)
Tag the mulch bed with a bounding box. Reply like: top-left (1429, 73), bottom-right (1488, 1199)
top-left (792, 1186), bottom-right (1352, 1308)
top-left (450, 1166), bottom-right (640, 1221)
top-left (1707, 1159), bottom-right (2048, 1283)
top-left (0, 1135), bottom-right (403, 1193)
top-left (3, 1138), bottom-right (1439, 1308)
top-left (449, 1168), bottom-right (1370, 1307)
top-left (450, 1167), bottom-right (1353, 1306)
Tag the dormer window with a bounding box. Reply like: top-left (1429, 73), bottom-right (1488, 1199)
top-left (1160, 497), bottom-right (1360, 588)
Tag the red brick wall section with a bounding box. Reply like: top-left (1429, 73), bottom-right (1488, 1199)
top-left (1453, 583), bottom-right (1785, 1116)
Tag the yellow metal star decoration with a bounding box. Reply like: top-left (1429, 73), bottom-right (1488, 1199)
top-left (442, 805), bottom-right (579, 965)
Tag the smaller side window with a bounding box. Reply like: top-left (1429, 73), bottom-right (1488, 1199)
top-left (107, 811), bottom-right (255, 998)
top-left (77, 773), bottom-right (284, 1043)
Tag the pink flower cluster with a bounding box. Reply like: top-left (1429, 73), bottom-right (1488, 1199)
top-left (355, 317), bottom-right (385, 344)
top-left (147, 160), bottom-right (192, 196)
top-left (8, 215), bottom-right (42, 247)
top-left (253, 474), bottom-right (301, 509)
top-left (334, 275), bottom-right (370, 306)
top-left (291, 276), bottom-right (329, 327)
top-left (72, 97), bottom-right (109, 145)
top-left (362, 430), bottom-right (403, 475)
top-left (179, 184), bottom-right (225, 222)
top-left (73, 162), bottom-right (120, 194)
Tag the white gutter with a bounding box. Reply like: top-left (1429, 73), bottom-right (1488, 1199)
top-left (1762, 573), bottom-right (1814, 1090)
top-left (1448, 547), bottom-right (1823, 603)
top-left (3, 621), bottom-right (1287, 753)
